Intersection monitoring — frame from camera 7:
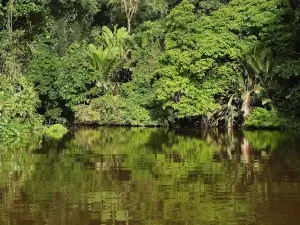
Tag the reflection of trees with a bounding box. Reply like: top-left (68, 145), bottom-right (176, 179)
top-left (0, 135), bottom-right (42, 225)
top-left (0, 128), bottom-right (299, 224)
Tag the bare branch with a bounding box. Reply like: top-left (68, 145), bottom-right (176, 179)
top-left (121, 0), bottom-right (139, 33)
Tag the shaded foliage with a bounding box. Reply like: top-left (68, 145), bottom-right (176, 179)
top-left (0, 76), bottom-right (43, 138)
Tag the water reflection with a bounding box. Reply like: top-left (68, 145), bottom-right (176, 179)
top-left (0, 128), bottom-right (300, 225)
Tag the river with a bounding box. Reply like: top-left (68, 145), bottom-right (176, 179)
top-left (0, 127), bottom-right (300, 225)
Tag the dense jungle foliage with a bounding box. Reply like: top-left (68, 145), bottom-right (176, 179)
top-left (2, 0), bottom-right (300, 137)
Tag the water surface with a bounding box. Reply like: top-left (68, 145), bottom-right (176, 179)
top-left (0, 128), bottom-right (300, 225)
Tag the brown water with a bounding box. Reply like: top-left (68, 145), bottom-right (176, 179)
top-left (0, 127), bottom-right (300, 225)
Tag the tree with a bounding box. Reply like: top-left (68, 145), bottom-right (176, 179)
top-left (153, 0), bottom-right (241, 123)
top-left (122, 0), bottom-right (139, 33)
top-left (108, 0), bottom-right (139, 33)
top-left (88, 26), bottom-right (133, 94)
top-left (240, 46), bottom-right (274, 117)
top-left (107, 0), bottom-right (173, 33)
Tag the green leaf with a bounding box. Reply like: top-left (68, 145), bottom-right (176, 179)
top-left (254, 84), bottom-right (263, 94)
top-left (261, 98), bottom-right (272, 105)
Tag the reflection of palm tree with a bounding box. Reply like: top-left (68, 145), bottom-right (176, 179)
top-left (226, 127), bottom-right (234, 160)
top-left (241, 137), bottom-right (255, 184)
top-left (241, 138), bottom-right (251, 164)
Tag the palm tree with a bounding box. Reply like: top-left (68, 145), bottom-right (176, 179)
top-left (240, 46), bottom-right (273, 117)
top-left (88, 26), bottom-right (133, 94)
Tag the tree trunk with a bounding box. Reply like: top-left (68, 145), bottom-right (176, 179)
top-left (127, 17), bottom-right (131, 34)
top-left (242, 91), bottom-right (251, 118)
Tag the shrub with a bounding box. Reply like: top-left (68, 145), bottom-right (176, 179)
top-left (74, 94), bottom-right (166, 126)
top-left (0, 76), bottom-right (43, 138)
top-left (244, 107), bottom-right (281, 129)
top-left (44, 124), bottom-right (68, 139)
top-left (27, 42), bottom-right (98, 123)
